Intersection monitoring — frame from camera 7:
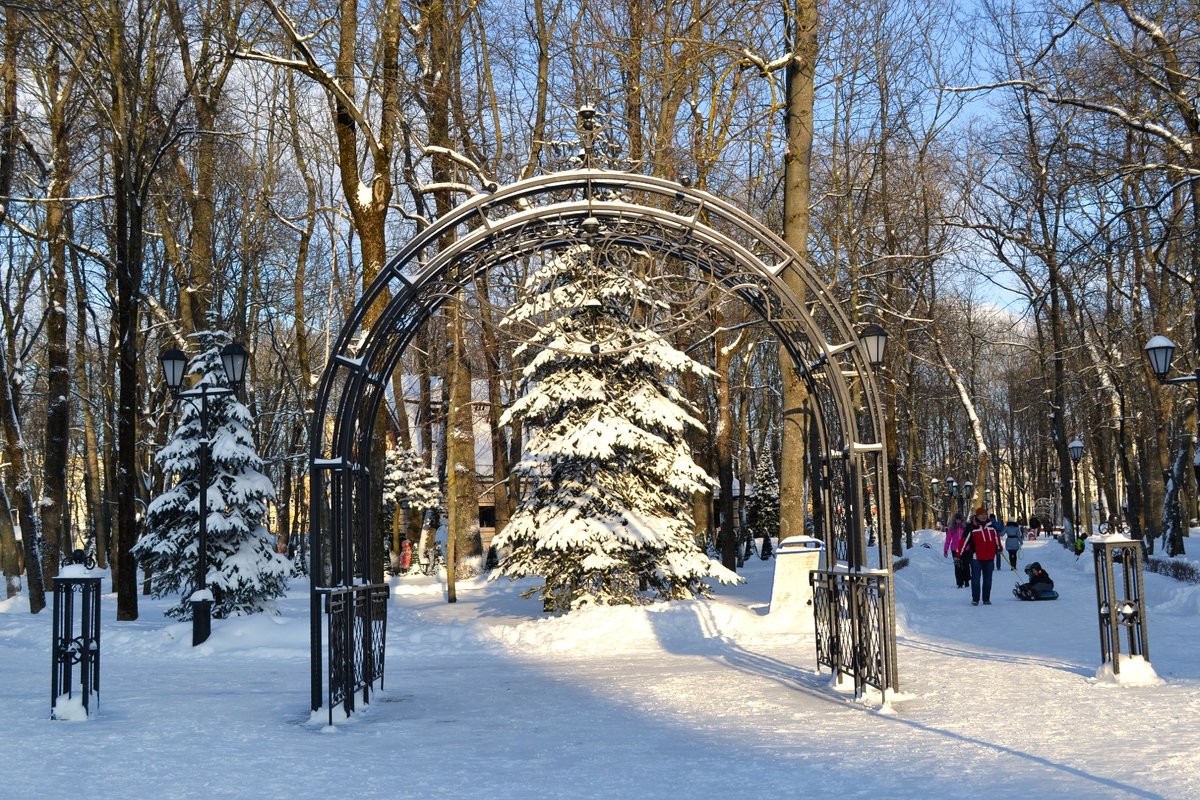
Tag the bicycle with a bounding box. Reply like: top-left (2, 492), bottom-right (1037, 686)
top-left (60, 547), bottom-right (97, 570)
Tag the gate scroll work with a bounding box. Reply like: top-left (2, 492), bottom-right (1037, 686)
top-left (308, 167), bottom-right (899, 723)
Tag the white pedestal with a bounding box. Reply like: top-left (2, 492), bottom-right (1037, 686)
top-left (770, 536), bottom-right (825, 613)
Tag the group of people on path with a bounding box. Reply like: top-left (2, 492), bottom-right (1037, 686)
top-left (943, 506), bottom-right (1052, 604)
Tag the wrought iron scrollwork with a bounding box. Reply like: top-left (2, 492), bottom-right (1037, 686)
top-left (323, 583), bottom-right (388, 725)
top-left (51, 572), bottom-right (101, 719)
top-left (810, 570), bottom-right (896, 697)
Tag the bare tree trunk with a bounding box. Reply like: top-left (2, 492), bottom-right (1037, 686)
top-left (474, 270), bottom-right (511, 538)
top-left (39, 47), bottom-right (74, 581)
top-left (0, 341), bottom-right (44, 612)
top-left (778, 0), bottom-right (818, 540)
top-left (1162, 435), bottom-right (1189, 557)
top-left (0, 481), bottom-right (22, 597)
top-left (446, 299), bottom-right (482, 585)
top-left (715, 307), bottom-right (738, 570)
top-left (110, 4), bottom-right (142, 620)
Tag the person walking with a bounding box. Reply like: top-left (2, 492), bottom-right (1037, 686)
top-left (943, 512), bottom-right (969, 588)
top-left (957, 505), bottom-right (1003, 605)
top-left (1003, 519), bottom-right (1023, 570)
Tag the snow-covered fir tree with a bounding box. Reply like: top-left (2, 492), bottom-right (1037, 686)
top-left (745, 457), bottom-right (780, 558)
top-left (382, 444), bottom-right (443, 567)
top-left (493, 243), bottom-right (737, 612)
top-left (383, 445), bottom-right (442, 519)
top-left (135, 331), bottom-right (289, 618)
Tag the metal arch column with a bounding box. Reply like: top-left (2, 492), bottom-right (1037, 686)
top-left (309, 169), bottom-right (899, 717)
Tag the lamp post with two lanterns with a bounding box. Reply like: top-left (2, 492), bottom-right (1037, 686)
top-left (159, 341), bottom-right (250, 647)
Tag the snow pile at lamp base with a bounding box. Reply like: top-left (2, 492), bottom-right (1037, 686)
top-left (51, 693), bottom-right (91, 721)
top-left (1094, 655), bottom-right (1163, 687)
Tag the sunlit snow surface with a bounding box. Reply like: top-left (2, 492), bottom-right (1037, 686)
top-left (4, 531), bottom-right (1200, 798)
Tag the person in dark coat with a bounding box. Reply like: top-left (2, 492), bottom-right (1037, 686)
top-left (1028, 514), bottom-right (1042, 539)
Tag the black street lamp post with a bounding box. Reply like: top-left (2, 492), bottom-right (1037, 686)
top-left (159, 342), bottom-right (250, 646)
top-left (1050, 465), bottom-right (1058, 529)
top-left (1069, 438), bottom-right (1084, 552)
top-left (963, 480), bottom-right (974, 513)
top-left (948, 475), bottom-right (959, 515)
top-left (1145, 335), bottom-right (1200, 555)
top-left (930, 478), bottom-right (941, 528)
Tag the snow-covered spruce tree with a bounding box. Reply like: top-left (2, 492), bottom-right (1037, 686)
top-left (745, 457), bottom-right (780, 559)
top-left (493, 243), bottom-right (737, 612)
top-left (135, 331), bottom-right (288, 619)
top-left (382, 445), bottom-right (443, 565)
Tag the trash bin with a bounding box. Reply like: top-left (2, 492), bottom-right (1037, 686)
top-left (770, 535), bottom-right (825, 613)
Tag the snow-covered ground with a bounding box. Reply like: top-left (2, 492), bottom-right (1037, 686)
top-left (3, 530), bottom-right (1199, 799)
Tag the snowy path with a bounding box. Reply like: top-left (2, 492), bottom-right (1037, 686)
top-left (3, 531), bottom-right (1199, 799)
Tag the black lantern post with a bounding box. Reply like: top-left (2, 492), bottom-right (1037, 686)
top-left (930, 478), bottom-right (941, 528)
top-left (948, 475), bottom-right (959, 515)
top-left (1069, 438), bottom-right (1084, 552)
top-left (963, 480), bottom-right (974, 513)
top-left (1144, 334), bottom-right (1200, 555)
top-left (160, 341), bottom-right (250, 646)
top-left (1049, 465), bottom-right (1059, 531)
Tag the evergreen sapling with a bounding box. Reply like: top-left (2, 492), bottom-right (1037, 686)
top-left (135, 332), bottom-right (288, 618)
top-left (746, 458), bottom-right (780, 559)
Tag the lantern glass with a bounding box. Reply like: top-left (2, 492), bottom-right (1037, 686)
top-left (160, 348), bottom-right (189, 392)
top-left (1143, 335), bottom-right (1176, 381)
top-left (220, 343), bottom-right (249, 390)
top-left (859, 323), bottom-right (888, 367)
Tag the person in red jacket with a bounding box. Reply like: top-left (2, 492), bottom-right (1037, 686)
top-left (957, 505), bottom-right (1003, 605)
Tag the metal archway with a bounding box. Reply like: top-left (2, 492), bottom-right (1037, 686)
top-left (308, 169), bottom-right (898, 722)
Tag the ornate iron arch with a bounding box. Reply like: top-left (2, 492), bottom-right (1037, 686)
top-left (308, 169), bottom-right (898, 721)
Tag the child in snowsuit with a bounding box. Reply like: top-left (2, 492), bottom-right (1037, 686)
top-left (1014, 561), bottom-right (1055, 600)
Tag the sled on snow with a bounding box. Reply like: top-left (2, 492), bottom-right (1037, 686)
top-left (1013, 585), bottom-right (1058, 601)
